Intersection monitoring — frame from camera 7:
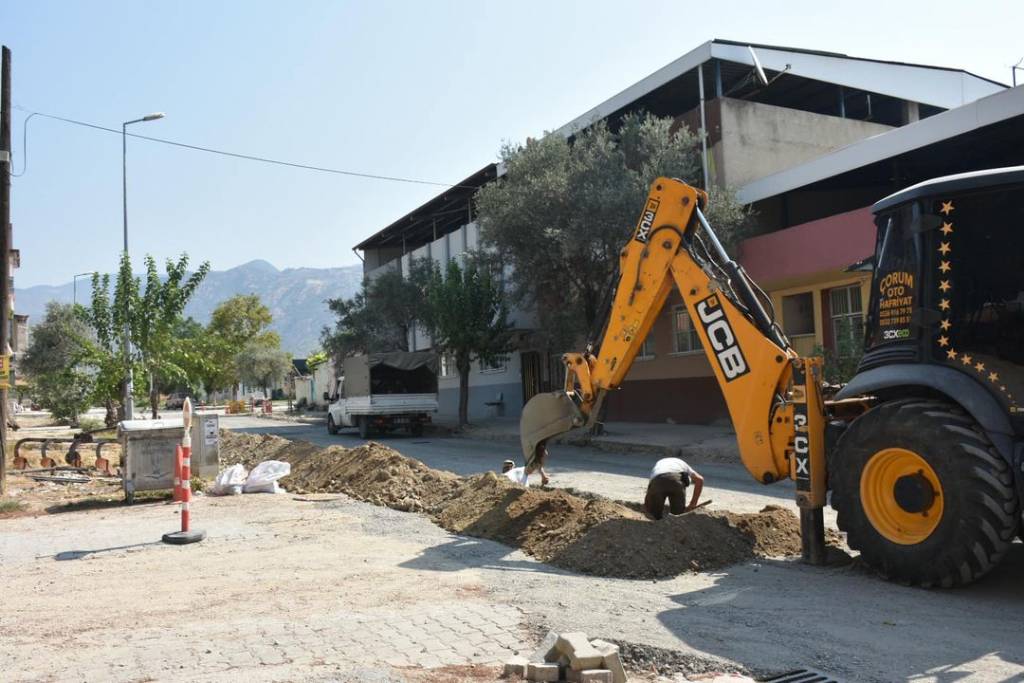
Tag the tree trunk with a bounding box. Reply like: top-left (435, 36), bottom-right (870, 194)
top-left (104, 398), bottom-right (117, 428)
top-left (457, 354), bottom-right (470, 428)
top-left (149, 371), bottom-right (159, 418)
top-left (117, 380), bottom-right (128, 422)
top-left (231, 383), bottom-right (239, 402)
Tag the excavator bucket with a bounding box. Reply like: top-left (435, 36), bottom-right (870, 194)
top-left (520, 391), bottom-right (584, 468)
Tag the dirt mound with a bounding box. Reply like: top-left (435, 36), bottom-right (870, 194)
top-left (219, 432), bottom-right (830, 578)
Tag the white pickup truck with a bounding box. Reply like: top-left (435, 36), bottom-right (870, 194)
top-left (325, 351), bottom-right (438, 438)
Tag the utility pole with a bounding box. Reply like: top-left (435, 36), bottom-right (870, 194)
top-left (0, 46), bottom-right (12, 495)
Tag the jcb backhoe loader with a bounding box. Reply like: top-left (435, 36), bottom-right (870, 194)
top-left (520, 168), bottom-right (1024, 587)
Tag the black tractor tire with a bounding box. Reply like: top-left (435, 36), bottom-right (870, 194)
top-left (829, 398), bottom-right (1018, 588)
top-left (327, 414), bottom-right (338, 435)
top-left (357, 416), bottom-right (371, 439)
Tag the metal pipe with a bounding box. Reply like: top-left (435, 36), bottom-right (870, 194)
top-left (697, 65), bottom-right (710, 190)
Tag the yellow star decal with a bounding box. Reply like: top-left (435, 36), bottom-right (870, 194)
top-left (988, 372), bottom-right (999, 382)
top-left (939, 280), bottom-right (951, 292)
top-left (975, 362), bottom-right (985, 372)
top-left (1001, 385), bottom-right (1007, 392)
top-left (961, 354), bottom-right (973, 365)
top-left (940, 319), bottom-right (951, 331)
top-left (938, 335), bottom-right (949, 347)
top-left (939, 260), bottom-right (952, 273)
top-left (940, 201), bottom-right (955, 215)
top-left (939, 299), bottom-right (950, 310)
top-left (938, 242), bottom-right (951, 255)
top-left (946, 348), bottom-right (958, 360)
top-left (939, 222), bottom-right (954, 235)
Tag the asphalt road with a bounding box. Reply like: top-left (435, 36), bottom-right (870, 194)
top-left (225, 416), bottom-right (805, 517)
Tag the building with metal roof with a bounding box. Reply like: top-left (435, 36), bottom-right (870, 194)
top-left (350, 39), bottom-right (1014, 424)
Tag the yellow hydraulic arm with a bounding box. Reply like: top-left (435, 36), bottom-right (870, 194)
top-left (519, 177), bottom-right (828, 562)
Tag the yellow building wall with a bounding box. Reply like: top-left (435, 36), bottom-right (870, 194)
top-left (769, 272), bottom-right (872, 355)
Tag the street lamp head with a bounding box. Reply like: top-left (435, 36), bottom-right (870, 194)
top-left (142, 112), bottom-right (165, 121)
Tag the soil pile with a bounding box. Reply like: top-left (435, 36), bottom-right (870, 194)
top-left (219, 432), bottom-right (830, 578)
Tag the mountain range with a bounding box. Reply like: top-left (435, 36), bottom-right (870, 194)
top-left (15, 260), bottom-right (364, 356)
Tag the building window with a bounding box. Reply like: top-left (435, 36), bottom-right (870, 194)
top-left (671, 306), bottom-right (702, 354)
top-left (782, 292), bottom-right (815, 336)
top-left (830, 284), bottom-right (865, 355)
top-left (637, 333), bottom-right (656, 360)
top-left (439, 353), bottom-right (456, 378)
top-left (480, 354), bottom-right (508, 374)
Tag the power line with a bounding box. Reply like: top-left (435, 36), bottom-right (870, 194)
top-left (12, 106), bottom-right (480, 190)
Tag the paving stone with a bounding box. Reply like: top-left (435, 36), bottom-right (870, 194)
top-left (530, 630), bottom-right (560, 663)
top-left (556, 632), bottom-right (604, 671)
top-left (590, 639), bottom-right (626, 683)
top-left (527, 661), bottom-right (561, 682)
top-left (504, 655), bottom-right (529, 679)
top-left (578, 670), bottom-right (613, 683)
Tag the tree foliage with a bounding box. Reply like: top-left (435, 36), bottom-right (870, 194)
top-left (203, 294), bottom-right (279, 398)
top-left (20, 303), bottom-right (96, 425)
top-left (82, 252), bottom-right (209, 421)
top-left (321, 266), bottom-right (428, 366)
top-left (132, 255), bottom-right (211, 416)
top-left (418, 258), bottom-right (513, 426)
top-left (236, 342), bottom-right (292, 395)
top-left (474, 112), bottom-right (750, 350)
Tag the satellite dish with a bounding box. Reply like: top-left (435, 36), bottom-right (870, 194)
top-left (748, 46), bottom-right (769, 86)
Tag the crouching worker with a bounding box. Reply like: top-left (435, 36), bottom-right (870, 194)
top-left (644, 457), bottom-right (703, 520)
top-left (501, 442), bottom-right (551, 487)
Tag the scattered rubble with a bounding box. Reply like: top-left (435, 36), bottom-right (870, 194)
top-left (218, 432), bottom-right (840, 578)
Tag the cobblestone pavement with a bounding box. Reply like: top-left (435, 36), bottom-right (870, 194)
top-left (0, 495), bottom-right (531, 682)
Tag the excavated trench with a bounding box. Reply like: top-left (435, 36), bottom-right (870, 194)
top-left (219, 432), bottom-right (835, 579)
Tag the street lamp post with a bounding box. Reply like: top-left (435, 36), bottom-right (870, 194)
top-left (72, 271), bottom-right (95, 306)
top-left (121, 112), bottom-right (164, 421)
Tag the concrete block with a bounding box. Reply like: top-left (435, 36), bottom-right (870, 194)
top-left (526, 662), bottom-right (560, 682)
top-left (567, 668), bottom-right (581, 683)
top-left (579, 671), bottom-right (613, 683)
top-left (530, 630), bottom-right (560, 663)
top-left (590, 640), bottom-right (627, 683)
top-left (556, 632), bottom-right (604, 671)
top-left (503, 656), bottom-right (528, 679)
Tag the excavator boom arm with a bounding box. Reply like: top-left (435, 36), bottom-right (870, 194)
top-left (520, 178), bottom-right (827, 514)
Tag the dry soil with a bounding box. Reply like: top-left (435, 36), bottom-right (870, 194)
top-left (220, 432), bottom-right (836, 578)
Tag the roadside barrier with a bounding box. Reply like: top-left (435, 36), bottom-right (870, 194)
top-left (162, 398), bottom-right (206, 545)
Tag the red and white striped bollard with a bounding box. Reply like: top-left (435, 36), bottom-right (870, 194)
top-left (162, 398), bottom-right (206, 545)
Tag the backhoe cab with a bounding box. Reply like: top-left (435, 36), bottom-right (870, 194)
top-left (520, 167), bottom-right (1024, 587)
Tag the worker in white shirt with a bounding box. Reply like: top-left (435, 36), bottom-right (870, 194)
top-left (644, 457), bottom-right (703, 520)
top-left (500, 442), bottom-right (550, 486)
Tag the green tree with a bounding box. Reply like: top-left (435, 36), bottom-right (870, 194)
top-left (305, 349), bottom-right (329, 373)
top-left (321, 266), bottom-right (427, 366)
top-left (83, 253), bottom-right (210, 420)
top-left (418, 258), bottom-right (513, 427)
top-left (205, 294), bottom-right (279, 399)
top-left (236, 342), bottom-right (292, 396)
top-left (132, 255), bottom-right (210, 417)
top-left (20, 303), bottom-right (95, 425)
top-left (83, 269), bottom-right (127, 426)
top-left (474, 112), bottom-right (750, 350)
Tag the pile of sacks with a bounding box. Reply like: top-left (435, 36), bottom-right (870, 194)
top-left (208, 460), bottom-right (290, 495)
top-left (505, 631), bottom-right (626, 683)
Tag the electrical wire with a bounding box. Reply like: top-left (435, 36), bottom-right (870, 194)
top-left (10, 111), bottom-right (37, 177)
top-left (11, 105), bottom-right (481, 190)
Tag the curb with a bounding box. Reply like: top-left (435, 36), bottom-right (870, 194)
top-left (448, 426), bottom-right (739, 462)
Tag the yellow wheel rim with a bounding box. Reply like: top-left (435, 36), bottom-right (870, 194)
top-left (860, 447), bottom-right (944, 545)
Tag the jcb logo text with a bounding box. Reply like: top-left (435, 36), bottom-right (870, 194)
top-left (696, 295), bottom-right (750, 381)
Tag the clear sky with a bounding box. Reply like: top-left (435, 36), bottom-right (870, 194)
top-left (4, 0), bottom-right (1022, 286)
